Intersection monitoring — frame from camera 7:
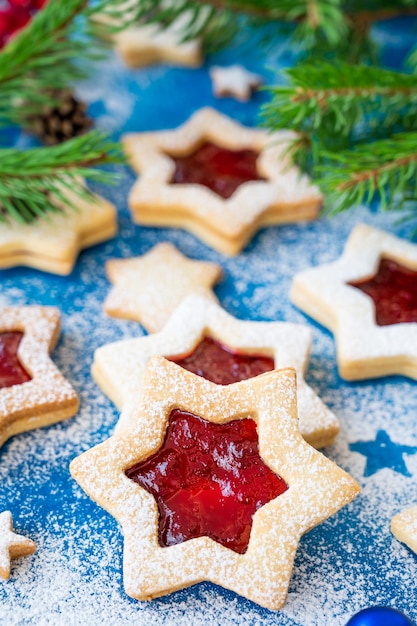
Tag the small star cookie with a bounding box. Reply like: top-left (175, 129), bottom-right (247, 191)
top-left (391, 506), bottom-right (417, 555)
top-left (71, 357), bottom-right (359, 610)
top-left (114, 22), bottom-right (202, 68)
top-left (94, 3), bottom-right (202, 68)
top-left (0, 511), bottom-right (36, 580)
top-left (123, 107), bottom-right (321, 255)
top-left (94, 295), bottom-right (340, 448)
top-left (0, 184), bottom-right (117, 275)
top-left (291, 223), bottom-right (417, 380)
top-left (209, 64), bottom-right (263, 101)
top-left (0, 306), bottom-right (79, 448)
top-left (104, 243), bottom-right (222, 333)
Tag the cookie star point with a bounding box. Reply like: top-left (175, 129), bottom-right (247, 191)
top-left (392, 506), bottom-right (417, 555)
top-left (104, 243), bottom-right (223, 333)
top-left (71, 357), bottom-right (359, 610)
top-left (114, 22), bottom-right (202, 68)
top-left (0, 511), bottom-right (36, 580)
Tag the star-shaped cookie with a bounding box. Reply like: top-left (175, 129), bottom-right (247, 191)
top-left (113, 21), bottom-right (202, 68)
top-left (0, 184), bottom-right (117, 275)
top-left (0, 511), bottom-right (36, 580)
top-left (123, 107), bottom-right (322, 255)
top-left (391, 506), bottom-right (417, 555)
top-left (291, 223), bottom-right (417, 380)
top-left (95, 2), bottom-right (202, 68)
top-left (71, 357), bottom-right (359, 610)
top-left (0, 306), bottom-right (79, 448)
top-left (209, 64), bottom-right (263, 101)
top-left (104, 243), bottom-right (223, 333)
top-left (94, 295), bottom-right (339, 448)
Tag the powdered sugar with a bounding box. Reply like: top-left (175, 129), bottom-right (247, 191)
top-left (1, 25), bottom-right (417, 626)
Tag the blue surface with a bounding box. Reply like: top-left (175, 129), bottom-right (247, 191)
top-left (1, 18), bottom-right (417, 626)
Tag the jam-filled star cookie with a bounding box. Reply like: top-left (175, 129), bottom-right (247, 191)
top-left (0, 184), bottom-right (117, 275)
top-left (0, 306), bottom-right (79, 448)
top-left (71, 357), bottom-right (359, 610)
top-left (392, 506), bottom-right (417, 555)
top-left (291, 223), bottom-right (417, 380)
top-left (94, 295), bottom-right (339, 448)
top-left (104, 243), bottom-right (222, 333)
top-left (0, 511), bottom-right (36, 580)
top-left (123, 107), bottom-right (321, 255)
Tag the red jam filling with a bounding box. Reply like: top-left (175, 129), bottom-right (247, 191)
top-left (348, 257), bottom-right (417, 326)
top-left (170, 141), bottom-right (265, 199)
top-left (125, 410), bottom-right (288, 554)
top-left (0, 331), bottom-right (32, 389)
top-left (168, 336), bottom-right (274, 385)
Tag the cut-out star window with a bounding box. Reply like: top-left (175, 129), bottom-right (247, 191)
top-left (348, 257), bottom-right (417, 326)
top-left (0, 332), bottom-right (32, 389)
top-left (170, 141), bottom-right (265, 199)
top-left (126, 409), bottom-right (288, 554)
top-left (168, 335), bottom-right (274, 385)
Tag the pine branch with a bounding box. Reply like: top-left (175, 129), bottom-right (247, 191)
top-left (264, 62), bottom-right (417, 135)
top-left (112, 0), bottom-right (417, 53)
top-left (0, 131), bottom-right (124, 224)
top-left (105, 0), bottom-right (348, 51)
top-left (0, 0), bottom-right (140, 128)
top-left (317, 133), bottom-right (417, 218)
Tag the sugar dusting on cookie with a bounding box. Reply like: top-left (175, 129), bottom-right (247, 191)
top-left (0, 306), bottom-right (78, 446)
top-left (1, 195), bottom-right (416, 625)
top-left (94, 294), bottom-right (339, 447)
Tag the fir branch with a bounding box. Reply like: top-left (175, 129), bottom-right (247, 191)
top-left (110, 0), bottom-right (348, 51)
top-left (262, 61), bottom-right (417, 175)
top-left (0, 0), bottom-right (140, 128)
top-left (0, 131), bottom-right (124, 224)
top-left (114, 0), bottom-right (417, 52)
top-left (316, 133), bottom-right (417, 216)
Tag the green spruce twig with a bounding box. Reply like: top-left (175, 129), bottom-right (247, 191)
top-left (0, 0), bottom-right (141, 129)
top-left (0, 131), bottom-right (123, 224)
top-left (317, 133), bottom-right (417, 216)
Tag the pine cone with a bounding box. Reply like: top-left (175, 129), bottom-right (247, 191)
top-left (28, 89), bottom-right (93, 145)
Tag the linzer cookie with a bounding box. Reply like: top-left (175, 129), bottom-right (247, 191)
top-left (392, 506), bottom-right (417, 555)
top-left (0, 511), bottom-right (36, 580)
top-left (71, 357), bottom-right (359, 610)
top-left (104, 243), bottom-right (222, 333)
top-left (93, 295), bottom-right (339, 448)
top-left (0, 183), bottom-right (117, 275)
top-left (0, 306), bottom-right (79, 448)
top-left (291, 223), bottom-right (417, 381)
top-left (123, 107), bottom-right (321, 255)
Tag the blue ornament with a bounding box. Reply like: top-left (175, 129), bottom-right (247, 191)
top-left (346, 607), bottom-right (416, 626)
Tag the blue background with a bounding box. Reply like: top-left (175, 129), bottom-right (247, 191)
top-left (0, 16), bottom-right (417, 626)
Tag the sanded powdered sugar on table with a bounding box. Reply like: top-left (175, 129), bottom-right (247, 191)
top-left (1, 203), bottom-right (416, 625)
top-left (1, 32), bottom-right (417, 625)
